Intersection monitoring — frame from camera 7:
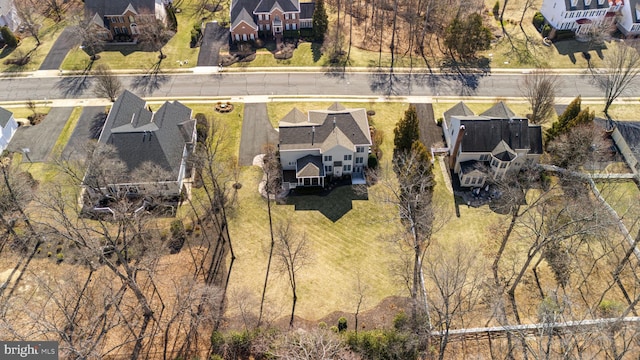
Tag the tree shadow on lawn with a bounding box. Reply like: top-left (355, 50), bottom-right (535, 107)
top-left (283, 184), bottom-right (368, 222)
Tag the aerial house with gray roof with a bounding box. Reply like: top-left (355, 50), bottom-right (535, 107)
top-left (278, 103), bottom-right (372, 188)
top-left (443, 102), bottom-right (543, 188)
top-left (230, 0), bottom-right (314, 41)
top-left (85, 90), bottom-right (196, 208)
top-left (84, 0), bottom-right (167, 41)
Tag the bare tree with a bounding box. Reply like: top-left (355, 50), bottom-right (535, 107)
top-left (136, 12), bottom-right (175, 60)
top-left (93, 64), bottom-right (123, 102)
top-left (274, 221), bottom-right (311, 328)
top-left (43, 0), bottom-right (66, 22)
top-left (426, 242), bottom-right (484, 360)
top-left (73, 19), bottom-right (107, 62)
top-left (519, 69), bottom-right (559, 125)
top-left (546, 122), bottom-right (614, 170)
top-left (590, 43), bottom-right (640, 120)
top-left (14, 0), bottom-right (43, 46)
top-left (272, 328), bottom-right (352, 359)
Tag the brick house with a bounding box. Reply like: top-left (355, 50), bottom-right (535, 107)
top-left (230, 0), bottom-right (314, 41)
top-left (84, 0), bottom-right (167, 41)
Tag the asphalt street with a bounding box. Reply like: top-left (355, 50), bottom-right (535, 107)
top-left (0, 71), bottom-right (607, 102)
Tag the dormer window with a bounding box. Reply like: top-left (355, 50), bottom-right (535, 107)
top-left (597, 0), bottom-right (604, 5)
top-left (571, 0), bottom-right (578, 7)
top-left (584, 0), bottom-right (591, 6)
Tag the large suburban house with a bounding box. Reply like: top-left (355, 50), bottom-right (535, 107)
top-left (443, 102), bottom-right (543, 188)
top-left (85, 90), bottom-right (196, 207)
top-left (0, 107), bottom-right (18, 154)
top-left (230, 0), bottom-right (314, 41)
top-left (278, 103), bottom-right (372, 188)
top-left (540, 0), bottom-right (622, 36)
top-left (0, 0), bottom-right (20, 35)
top-left (84, 0), bottom-right (167, 41)
top-left (617, 0), bottom-right (640, 36)
top-left (610, 121), bottom-right (640, 178)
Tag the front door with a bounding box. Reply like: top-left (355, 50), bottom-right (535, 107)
top-left (334, 166), bottom-right (343, 177)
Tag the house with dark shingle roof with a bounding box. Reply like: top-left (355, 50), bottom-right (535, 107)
top-left (84, 0), bottom-right (167, 41)
top-left (0, 0), bottom-right (20, 34)
top-left (611, 121), bottom-right (640, 178)
top-left (443, 102), bottom-right (543, 188)
top-left (0, 106), bottom-right (18, 153)
top-left (86, 90), bottom-right (196, 204)
top-left (539, 0), bottom-right (621, 37)
top-left (230, 0), bottom-right (314, 41)
top-left (278, 103), bottom-right (372, 188)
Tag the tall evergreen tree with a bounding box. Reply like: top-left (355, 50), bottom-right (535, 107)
top-left (393, 105), bottom-right (420, 156)
top-left (312, 0), bottom-right (328, 42)
top-left (1, 26), bottom-right (18, 48)
top-left (546, 96), bottom-right (589, 143)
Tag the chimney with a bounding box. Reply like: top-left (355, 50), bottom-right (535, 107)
top-left (311, 126), bottom-right (315, 145)
top-left (449, 125), bottom-right (466, 170)
top-left (333, 116), bottom-right (337, 128)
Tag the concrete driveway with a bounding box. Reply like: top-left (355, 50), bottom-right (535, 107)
top-left (239, 103), bottom-right (279, 166)
top-left (196, 22), bottom-right (228, 67)
top-left (62, 106), bottom-right (106, 159)
top-left (8, 107), bottom-right (75, 162)
top-left (39, 27), bottom-right (79, 70)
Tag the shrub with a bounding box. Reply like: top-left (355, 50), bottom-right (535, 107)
top-left (299, 28), bottom-right (314, 39)
top-left (533, 12), bottom-right (545, 30)
top-left (338, 317), bottom-right (348, 332)
top-left (1, 26), bottom-right (18, 48)
top-left (346, 330), bottom-right (421, 360)
top-left (492, 1), bottom-right (500, 18)
top-left (393, 311), bottom-right (408, 330)
top-left (368, 154), bottom-right (378, 169)
top-left (283, 30), bottom-right (300, 39)
top-left (195, 113), bottom-right (209, 143)
top-left (56, 253), bottom-right (64, 264)
top-left (542, 24), bottom-right (551, 37)
top-left (318, 321), bottom-right (327, 329)
top-left (436, 117), bottom-right (443, 127)
top-left (599, 300), bottom-right (624, 317)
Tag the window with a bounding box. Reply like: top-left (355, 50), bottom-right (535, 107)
top-left (325, 165), bottom-right (332, 172)
top-left (292, 13), bottom-right (296, 19)
top-left (292, 23), bottom-right (297, 30)
top-left (479, 154), bottom-right (489, 161)
top-left (114, 27), bottom-right (121, 34)
top-left (355, 157), bottom-right (363, 164)
top-left (500, 163), bottom-right (508, 169)
top-left (122, 27), bottom-right (128, 35)
top-left (266, 14), bottom-right (270, 20)
top-left (356, 146), bottom-right (365, 152)
top-left (285, 23), bottom-right (290, 30)
top-left (119, 16), bottom-right (124, 23)
top-left (464, 177), bottom-right (470, 185)
top-left (266, 24), bottom-right (270, 30)
top-left (324, 155), bottom-right (332, 162)
top-left (129, 15), bottom-right (135, 23)
top-left (259, 24), bottom-right (264, 30)
top-left (289, 161), bottom-right (295, 166)
top-left (285, 13), bottom-right (289, 20)
top-left (344, 154), bottom-right (352, 161)
top-left (491, 158), bottom-right (497, 167)
top-left (110, 17), bottom-right (116, 23)
top-left (344, 165), bottom-right (351, 171)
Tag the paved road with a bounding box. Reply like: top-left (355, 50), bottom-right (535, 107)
top-left (39, 28), bottom-right (79, 71)
top-left (8, 107), bottom-right (74, 161)
top-left (238, 103), bottom-right (278, 166)
top-left (0, 72), bottom-right (612, 102)
top-left (197, 22), bottom-right (228, 67)
top-left (62, 106), bottom-right (106, 159)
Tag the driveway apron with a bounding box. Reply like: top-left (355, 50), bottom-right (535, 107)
top-left (239, 103), bottom-right (279, 166)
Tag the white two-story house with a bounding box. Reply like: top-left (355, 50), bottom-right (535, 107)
top-left (617, 0), bottom-right (640, 36)
top-left (443, 102), bottom-right (543, 188)
top-left (540, 0), bottom-right (622, 36)
top-left (278, 103), bottom-right (372, 188)
top-left (0, 107), bottom-right (18, 154)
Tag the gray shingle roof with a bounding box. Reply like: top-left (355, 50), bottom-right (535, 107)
top-left (296, 154), bottom-right (324, 177)
top-left (85, 0), bottom-right (158, 16)
top-left (616, 121), bottom-right (640, 162)
top-left (0, 106), bottom-right (13, 127)
top-left (460, 117), bottom-right (532, 153)
top-left (444, 101), bottom-right (475, 130)
top-left (300, 1), bottom-right (314, 19)
top-left (98, 90), bottom-right (194, 181)
top-left (254, 0), bottom-right (299, 13)
top-left (231, 0), bottom-right (261, 29)
top-left (480, 101), bottom-right (516, 119)
top-left (279, 107), bottom-right (371, 151)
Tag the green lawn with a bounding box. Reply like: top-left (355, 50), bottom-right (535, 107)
top-left (7, 106), bottom-right (52, 120)
top-left (0, 19), bottom-right (67, 72)
top-left (50, 107), bottom-right (82, 157)
top-left (61, 0), bottom-right (229, 71)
